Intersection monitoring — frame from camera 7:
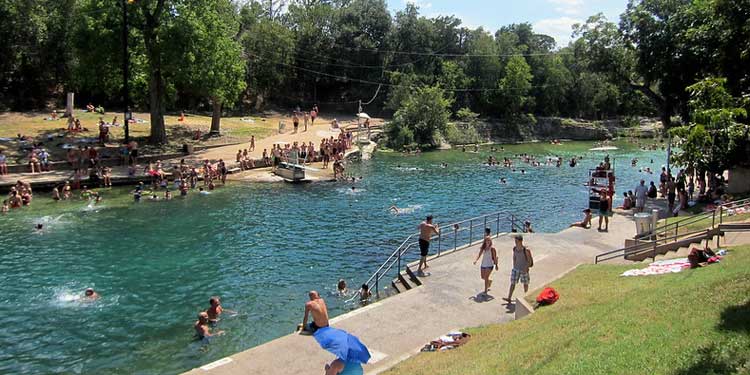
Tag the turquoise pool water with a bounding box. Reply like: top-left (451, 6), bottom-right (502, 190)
top-left (0, 141), bottom-right (666, 374)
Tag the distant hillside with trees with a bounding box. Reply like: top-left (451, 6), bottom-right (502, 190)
top-left (0, 0), bottom-right (748, 146)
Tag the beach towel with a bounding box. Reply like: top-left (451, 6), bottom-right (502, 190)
top-left (313, 326), bottom-right (371, 364)
top-left (621, 258), bottom-right (692, 277)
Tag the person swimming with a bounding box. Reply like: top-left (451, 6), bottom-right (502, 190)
top-left (389, 205), bottom-right (400, 214)
top-left (194, 311), bottom-right (224, 341)
top-left (499, 178), bottom-right (507, 184)
top-left (337, 279), bottom-right (348, 295)
top-left (84, 288), bottom-right (100, 300)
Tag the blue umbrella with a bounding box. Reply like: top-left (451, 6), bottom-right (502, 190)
top-left (313, 326), bottom-right (371, 364)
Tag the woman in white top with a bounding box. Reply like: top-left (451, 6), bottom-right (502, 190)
top-left (473, 228), bottom-right (498, 295)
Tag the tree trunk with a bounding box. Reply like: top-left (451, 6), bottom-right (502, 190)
top-left (210, 98), bottom-right (222, 135)
top-left (147, 66), bottom-right (167, 144)
top-left (141, 0), bottom-right (167, 145)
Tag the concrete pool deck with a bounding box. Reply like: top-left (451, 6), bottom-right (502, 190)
top-left (182, 213), bottom-right (644, 375)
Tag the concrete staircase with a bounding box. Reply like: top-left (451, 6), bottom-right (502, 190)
top-left (390, 265), bottom-right (423, 293)
top-left (623, 222), bottom-right (750, 262)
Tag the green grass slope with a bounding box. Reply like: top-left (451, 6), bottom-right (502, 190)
top-left (386, 246), bottom-right (750, 375)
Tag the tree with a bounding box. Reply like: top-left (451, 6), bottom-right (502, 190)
top-left (670, 77), bottom-right (749, 177)
top-left (240, 4), bottom-right (295, 109)
top-left (172, 0), bottom-right (245, 134)
top-left (0, 0), bottom-right (76, 109)
top-left (386, 86), bottom-right (451, 149)
top-left (130, 0), bottom-right (170, 145)
top-left (496, 55), bottom-right (533, 116)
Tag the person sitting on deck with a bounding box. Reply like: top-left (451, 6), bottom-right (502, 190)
top-left (617, 192), bottom-right (632, 210)
top-left (299, 290), bottom-right (329, 334)
top-left (86, 103), bottom-right (96, 112)
top-left (570, 208), bottom-right (593, 229)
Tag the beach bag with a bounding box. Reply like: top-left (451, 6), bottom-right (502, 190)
top-left (525, 247), bottom-right (534, 268)
top-left (536, 287), bottom-right (559, 306)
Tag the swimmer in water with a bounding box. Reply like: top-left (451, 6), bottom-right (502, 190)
top-left (500, 178), bottom-right (507, 184)
top-left (520, 169), bottom-right (526, 174)
top-left (84, 288), bottom-right (100, 300)
top-left (337, 279), bottom-right (348, 295)
top-left (389, 205), bottom-right (400, 214)
top-left (351, 186), bottom-right (356, 192)
top-left (195, 311), bottom-right (224, 341)
top-left (206, 296), bottom-right (235, 324)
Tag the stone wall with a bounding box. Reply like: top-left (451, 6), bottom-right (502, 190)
top-left (468, 116), bottom-right (662, 143)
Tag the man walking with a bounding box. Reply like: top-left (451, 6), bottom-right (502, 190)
top-left (504, 235), bottom-right (532, 303)
top-left (634, 179), bottom-right (648, 212)
top-left (417, 215), bottom-right (440, 275)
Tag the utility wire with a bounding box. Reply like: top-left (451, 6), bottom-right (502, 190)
top-left (248, 53), bottom-right (562, 93)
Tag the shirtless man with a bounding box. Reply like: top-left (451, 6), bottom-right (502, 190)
top-left (417, 215), bottom-right (440, 275)
top-left (206, 296), bottom-right (235, 324)
top-left (194, 312), bottom-right (224, 341)
top-left (301, 290), bottom-right (329, 334)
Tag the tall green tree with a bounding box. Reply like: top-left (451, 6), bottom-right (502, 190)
top-left (671, 77), bottom-right (749, 176)
top-left (0, 0), bottom-right (76, 109)
top-left (496, 55), bottom-right (533, 116)
top-left (386, 86), bottom-right (451, 148)
top-left (171, 0), bottom-right (246, 134)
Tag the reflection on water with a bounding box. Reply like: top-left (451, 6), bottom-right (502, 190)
top-left (0, 141), bottom-right (666, 374)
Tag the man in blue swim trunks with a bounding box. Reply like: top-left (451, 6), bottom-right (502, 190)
top-left (301, 291), bottom-right (329, 334)
top-left (417, 215), bottom-right (440, 275)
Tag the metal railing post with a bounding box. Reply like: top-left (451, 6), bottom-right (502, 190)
top-left (496, 213), bottom-right (500, 235)
top-left (719, 206), bottom-right (723, 225)
top-left (712, 209), bottom-right (716, 227)
top-left (675, 222), bottom-right (679, 242)
top-left (469, 219), bottom-right (473, 244)
top-left (652, 240), bottom-right (657, 261)
top-left (511, 215), bottom-right (515, 232)
top-left (484, 216), bottom-right (488, 234)
top-left (397, 247), bottom-right (401, 274)
top-left (453, 225), bottom-right (458, 251)
top-left (375, 271), bottom-right (379, 296)
top-left (437, 231), bottom-right (442, 256)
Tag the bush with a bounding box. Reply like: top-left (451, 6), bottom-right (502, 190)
top-left (444, 122), bottom-right (481, 145)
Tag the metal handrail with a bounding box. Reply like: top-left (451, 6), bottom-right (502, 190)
top-left (596, 197), bottom-right (750, 263)
top-left (636, 197), bottom-right (750, 240)
top-left (347, 210), bottom-right (530, 302)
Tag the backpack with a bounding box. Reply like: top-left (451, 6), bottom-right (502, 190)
top-left (536, 287), bottom-right (559, 306)
top-left (524, 247), bottom-right (534, 268)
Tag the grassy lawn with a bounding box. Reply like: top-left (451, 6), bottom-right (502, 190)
top-left (0, 111), bottom-right (277, 163)
top-left (385, 245), bottom-right (750, 375)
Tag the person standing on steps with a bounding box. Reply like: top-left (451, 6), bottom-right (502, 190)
top-left (473, 228), bottom-right (498, 295)
top-left (504, 235), bottom-right (533, 303)
top-left (417, 215), bottom-right (440, 276)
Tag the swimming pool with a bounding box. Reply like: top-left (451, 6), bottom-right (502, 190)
top-left (0, 141), bottom-right (666, 374)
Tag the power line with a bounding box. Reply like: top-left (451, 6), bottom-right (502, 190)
top-left (248, 52), bottom-right (562, 93)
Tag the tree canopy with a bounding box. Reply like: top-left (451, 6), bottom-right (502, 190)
top-left (0, 0), bottom-right (748, 146)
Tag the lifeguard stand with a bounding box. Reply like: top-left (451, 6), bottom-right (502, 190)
top-left (588, 168), bottom-right (615, 210)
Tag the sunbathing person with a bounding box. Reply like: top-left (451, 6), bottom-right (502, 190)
top-left (570, 208), bottom-right (592, 228)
